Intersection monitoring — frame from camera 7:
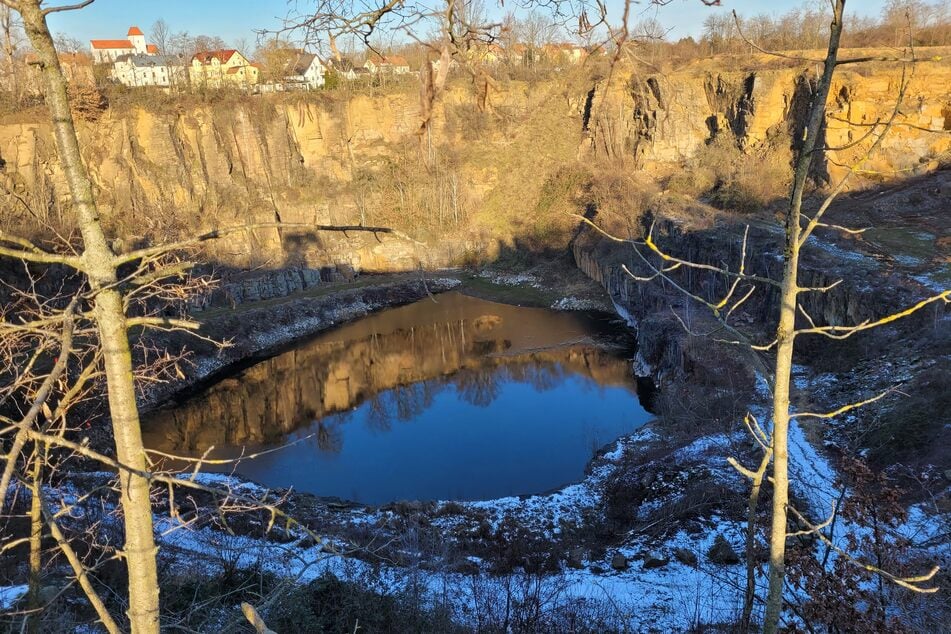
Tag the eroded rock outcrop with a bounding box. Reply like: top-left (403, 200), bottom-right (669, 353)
top-left (592, 55), bottom-right (951, 178)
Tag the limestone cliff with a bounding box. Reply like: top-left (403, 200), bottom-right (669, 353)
top-left (0, 82), bottom-right (582, 273)
top-left (590, 53), bottom-right (951, 179)
top-left (0, 54), bottom-right (947, 278)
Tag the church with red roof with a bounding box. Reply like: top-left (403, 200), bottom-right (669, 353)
top-left (90, 26), bottom-right (158, 63)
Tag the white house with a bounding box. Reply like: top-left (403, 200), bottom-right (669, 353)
top-left (284, 52), bottom-right (326, 89)
top-left (364, 54), bottom-right (411, 75)
top-left (329, 57), bottom-right (367, 81)
top-left (90, 26), bottom-right (158, 63)
top-left (112, 54), bottom-right (185, 87)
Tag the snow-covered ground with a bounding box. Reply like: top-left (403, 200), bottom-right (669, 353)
top-left (4, 363), bottom-right (941, 630)
top-left (757, 368), bottom-right (948, 563)
top-left (154, 430), bottom-right (750, 632)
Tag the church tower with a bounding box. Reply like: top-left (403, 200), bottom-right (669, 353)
top-left (127, 26), bottom-right (146, 54)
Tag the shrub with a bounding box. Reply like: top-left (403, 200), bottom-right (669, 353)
top-left (576, 159), bottom-right (658, 239)
top-left (667, 133), bottom-right (792, 213)
top-left (445, 101), bottom-right (491, 140)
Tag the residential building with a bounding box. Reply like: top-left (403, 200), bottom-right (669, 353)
top-left (364, 54), bottom-right (411, 75)
top-left (329, 57), bottom-right (365, 81)
top-left (283, 52), bottom-right (326, 89)
top-left (112, 54), bottom-right (186, 87)
top-left (189, 49), bottom-right (259, 88)
top-left (479, 44), bottom-right (505, 65)
top-left (543, 43), bottom-right (588, 64)
top-left (388, 55), bottom-right (411, 74)
top-left (90, 26), bottom-right (158, 63)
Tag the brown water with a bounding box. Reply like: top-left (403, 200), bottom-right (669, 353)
top-left (144, 292), bottom-right (651, 503)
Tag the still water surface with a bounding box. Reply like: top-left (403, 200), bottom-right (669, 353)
top-left (144, 292), bottom-right (651, 503)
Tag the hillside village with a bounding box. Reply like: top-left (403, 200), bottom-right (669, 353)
top-left (44, 24), bottom-right (594, 92)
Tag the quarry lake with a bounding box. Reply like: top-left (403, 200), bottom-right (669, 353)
top-left (144, 292), bottom-right (652, 504)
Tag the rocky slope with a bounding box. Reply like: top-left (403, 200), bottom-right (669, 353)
top-left (590, 49), bottom-right (951, 179)
top-left (0, 50), bottom-right (947, 284)
top-left (571, 165), bottom-right (949, 475)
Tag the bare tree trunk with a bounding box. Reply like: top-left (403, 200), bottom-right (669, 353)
top-left (16, 2), bottom-right (160, 632)
top-left (27, 447), bottom-right (43, 634)
top-left (762, 3), bottom-right (845, 632)
top-left (764, 257), bottom-right (797, 633)
top-left (740, 451), bottom-right (770, 631)
top-left (0, 7), bottom-right (18, 106)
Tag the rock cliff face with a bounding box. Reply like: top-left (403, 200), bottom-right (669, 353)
top-left (0, 84), bottom-right (581, 275)
top-left (0, 94), bottom-right (464, 274)
top-left (571, 191), bottom-right (944, 397)
top-left (0, 55), bottom-right (946, 281)
top-left (591, 56), bottom-right (951, 179)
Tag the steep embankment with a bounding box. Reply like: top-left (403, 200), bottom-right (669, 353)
top-left (588, 49), bottom-right (951, 179)
top-left (0, 52), bottom-right (946, 350)
top-left (0, 52), bottom-right (946, 281)
top-left (572, 52), bottom-right (950, 475)
top-left (0, 80), bottom-right (588, 278)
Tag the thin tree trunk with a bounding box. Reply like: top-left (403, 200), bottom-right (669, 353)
top-left (17, 3), bottom-right (160, 632)
top-left (764, 268), bottom-right (797, 633)
top-left (762, 3), bottom-right (845, 632)
top-left (27, 448), bottom-right (43, 634)
top-left (41, 493), bottom-right (121, 634)
top-left (740, 451), bottom-right (770, 631)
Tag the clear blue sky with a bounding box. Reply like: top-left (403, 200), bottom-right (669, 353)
top-left (46, 0), bottom-right (892, 50)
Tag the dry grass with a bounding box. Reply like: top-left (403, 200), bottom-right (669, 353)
top-left (667, 133), bottom-right (792, 213)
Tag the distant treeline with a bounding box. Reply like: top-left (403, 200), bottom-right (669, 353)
top-left (634, 0), bottom-right (951, 60)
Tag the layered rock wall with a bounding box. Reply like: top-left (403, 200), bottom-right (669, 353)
top-left (0, 54), bottom-right (947, 285)
top-left (592, 55), bottom-right (951, 178)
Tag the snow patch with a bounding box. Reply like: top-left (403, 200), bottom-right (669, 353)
top-left (632, 351), bottom-right (652, 378)
top-left (673, 433), bottom-right (742, 461)
top-left (601, 440), bottom-right (626, 461)
top-left (551, 296), bottom-right (603, 311)
top-left (912, 272), bottom-right (950, 293)
top-left (476, 270), bottom-right (542, 288)
top-left (611, 297), bottom-right (638, 328)
top-left (0, 585), bottom-right (28, 610)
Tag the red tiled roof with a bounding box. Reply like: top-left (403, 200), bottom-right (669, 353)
top-left (192, 49), bottom-right (237, 65)
top-left (146, 44), bottom-right (158, 54)
top-left (90, 39), bottom-right (134, 50)
top-left (127, 26), bottom-right (144, 37)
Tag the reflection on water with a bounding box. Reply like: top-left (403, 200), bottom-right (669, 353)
top-left (144, 292), bottom-right (651, 503)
